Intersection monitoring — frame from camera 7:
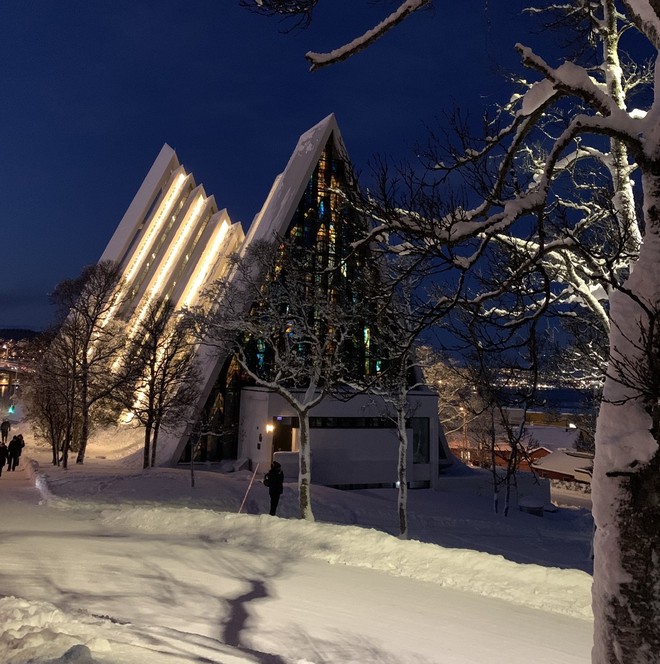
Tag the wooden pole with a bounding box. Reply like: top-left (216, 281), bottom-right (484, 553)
top-left (238, 463), bottom-right (259, 514)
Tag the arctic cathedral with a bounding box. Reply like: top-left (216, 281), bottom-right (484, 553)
top-left (101, 114), bottom-right (452, 489)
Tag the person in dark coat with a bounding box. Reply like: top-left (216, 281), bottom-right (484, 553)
top-left (263, 460), bottom-right (284, 516)
top-left (0, 419), bottom-right (10, 444)
top-left (0, 441), bottom-right (7, 476)
top-left (7, 434), bottom-right (24, 471)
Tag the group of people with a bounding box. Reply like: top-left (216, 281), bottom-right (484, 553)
top-left (0, 419), bottom-right (24, 475)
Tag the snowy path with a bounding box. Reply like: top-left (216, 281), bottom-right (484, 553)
top-left (249, 559), bottom-right (592, 663)
top-left (0, 464), bottom-right (593, 664)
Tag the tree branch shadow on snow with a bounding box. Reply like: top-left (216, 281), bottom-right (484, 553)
top-left (220, 577), bottom-right (287, 664)
top-left (259, 624), bottom-right (437, 664)
top-left (0, 526), bottom-right (293, 661)
top-left (1, 522), bottom-right (434, 663)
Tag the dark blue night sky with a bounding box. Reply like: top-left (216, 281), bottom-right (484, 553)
top-left (0, 1), bottom-right (531, 330)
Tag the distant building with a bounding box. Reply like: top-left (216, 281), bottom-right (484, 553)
top-left (100, 114), bottom-right (452, 488)
top-left (532, 450), bottom-right (593, 484)
top-left (450, 422), bottom-right (585, 473)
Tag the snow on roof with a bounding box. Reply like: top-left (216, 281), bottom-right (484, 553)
top-left (491, 441), bottom-right (553, 455)
top-left (243, 114), bottom-right (345, 248)
top-left (522, 425), bottom-right (581, 451)
top-left (488, 426), bottom-right (581, 453)
top-left (532, 450), bottom-right (593, 479)
top-left (100, 144), bottom-right (180, 264)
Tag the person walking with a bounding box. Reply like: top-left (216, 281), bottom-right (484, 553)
top-left (0, 440), bottom-right (7, 477)
top-left (7, 434), bottom-right (24, 471)
top-left (0, 419), bottom-right (10, 444)
top-left (263, 460), bottom-right (284, 516)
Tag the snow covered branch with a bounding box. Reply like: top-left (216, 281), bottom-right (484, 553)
top-left (305, 0), bottom-right (431, 70)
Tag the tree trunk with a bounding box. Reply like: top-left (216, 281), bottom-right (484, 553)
top-left (190, 442), bottom-right (196, 488)
top-left (151, 420), bottom-right (160, 468)
top-left (143, 421), bottom-right (152, 469)
top-left (298, 410), bottom-right (315, 522)
top-left (591, 170), bottom-right (660, 663)
top-left (76, 355), bottom-right (89, 464)
top-left (489, 409), bottom-right (499, 514)
top-left (62, 429), bottom-right (71, 469)
top-left (396, 405), bottom-right (408, 539)
top-left (62, 394), bottom-right (74, 470)
top-left (62, 358), bottom-right (76, 470)
top-left (48, 416), bottom-right (59, 466)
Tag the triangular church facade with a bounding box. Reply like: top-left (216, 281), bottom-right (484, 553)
top-left (101, 115), bottom-right (452, 488)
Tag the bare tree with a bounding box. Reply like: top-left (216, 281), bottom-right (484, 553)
top-left (363, 347), bottom-right (421, 540)
top-left (46, 261), bottom-right (129, 466)
top-left (23, 330), bottom-right (67, 466)
top-left (417, 346), bottom-right (483, 448)
top-left (245, 2), bottom-right (660, 657)
top-left (190, 240), bottom-right (367, 521)
top-left (419, 321), bottom-right (547, 517)
top-left (356, 266), bottom-right (431, 539)
top-left (184, 407), bottom-right (236, 489)
top-left (360, 3), bottom-right (660, 659)
top-left (119, 299), bottom-right (200, 469)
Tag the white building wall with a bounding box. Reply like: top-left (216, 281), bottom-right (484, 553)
top-left (238, 389), bottom-right (271, 463)
top-left (239, 387), bottom-right (444, 489)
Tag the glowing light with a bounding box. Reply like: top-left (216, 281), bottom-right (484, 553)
top-left (100, 171), bottom-right (188, 329)
top-left (266, 424), bottom-right (275, 433)
top-left (120, 411), bottom-right (135, 424)
top-left (180, 217), bottom-right (229, 308)
top-left (124, 172), bottom-right (188, 286)
top-left (128, 193), bottom-right (207, 340)
top-left (111, 192), bottom-right (207, 374)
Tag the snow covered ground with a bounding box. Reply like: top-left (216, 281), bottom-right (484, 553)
top-left (0, 423), bottom-right (595, 663)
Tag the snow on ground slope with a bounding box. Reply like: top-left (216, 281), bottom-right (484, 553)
top-left (0, 428), bottom-right (595, 663)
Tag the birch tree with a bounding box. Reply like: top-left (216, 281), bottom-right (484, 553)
top-left (374, 13), bottom-right (655, 664)
top-left (368, 3), bottom-right (659, 660)
top-left (436, 6), bottom-right (657, 658)
top-left (360, 265), bottom-right (434, 539)
top-left (366, 345), bottom-right (421, 540)
top-left (190, 240), bottom-right (365, 521)
top-left (246, 1), bottom-right (660, 659)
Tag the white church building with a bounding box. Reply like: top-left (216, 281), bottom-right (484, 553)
top-left (100, 114), bottom-right (453, 489)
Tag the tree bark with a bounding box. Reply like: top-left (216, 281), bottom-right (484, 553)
top-left (592, 170), bottom-right (660, 663)
top-left (143, 421), bottom-right (152, 469)
top-left (151, 419), bottom-right (161, 468)
top-left (298, 410), bottom-right (315, 522)
top-left (396, 404), bottom-right (409, 539)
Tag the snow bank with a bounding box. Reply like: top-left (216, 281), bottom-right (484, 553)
top-left (90, 503), bottom-right (593, 621)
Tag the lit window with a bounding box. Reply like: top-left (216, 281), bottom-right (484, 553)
top-left (256, 338), bottom-right (266, 369)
